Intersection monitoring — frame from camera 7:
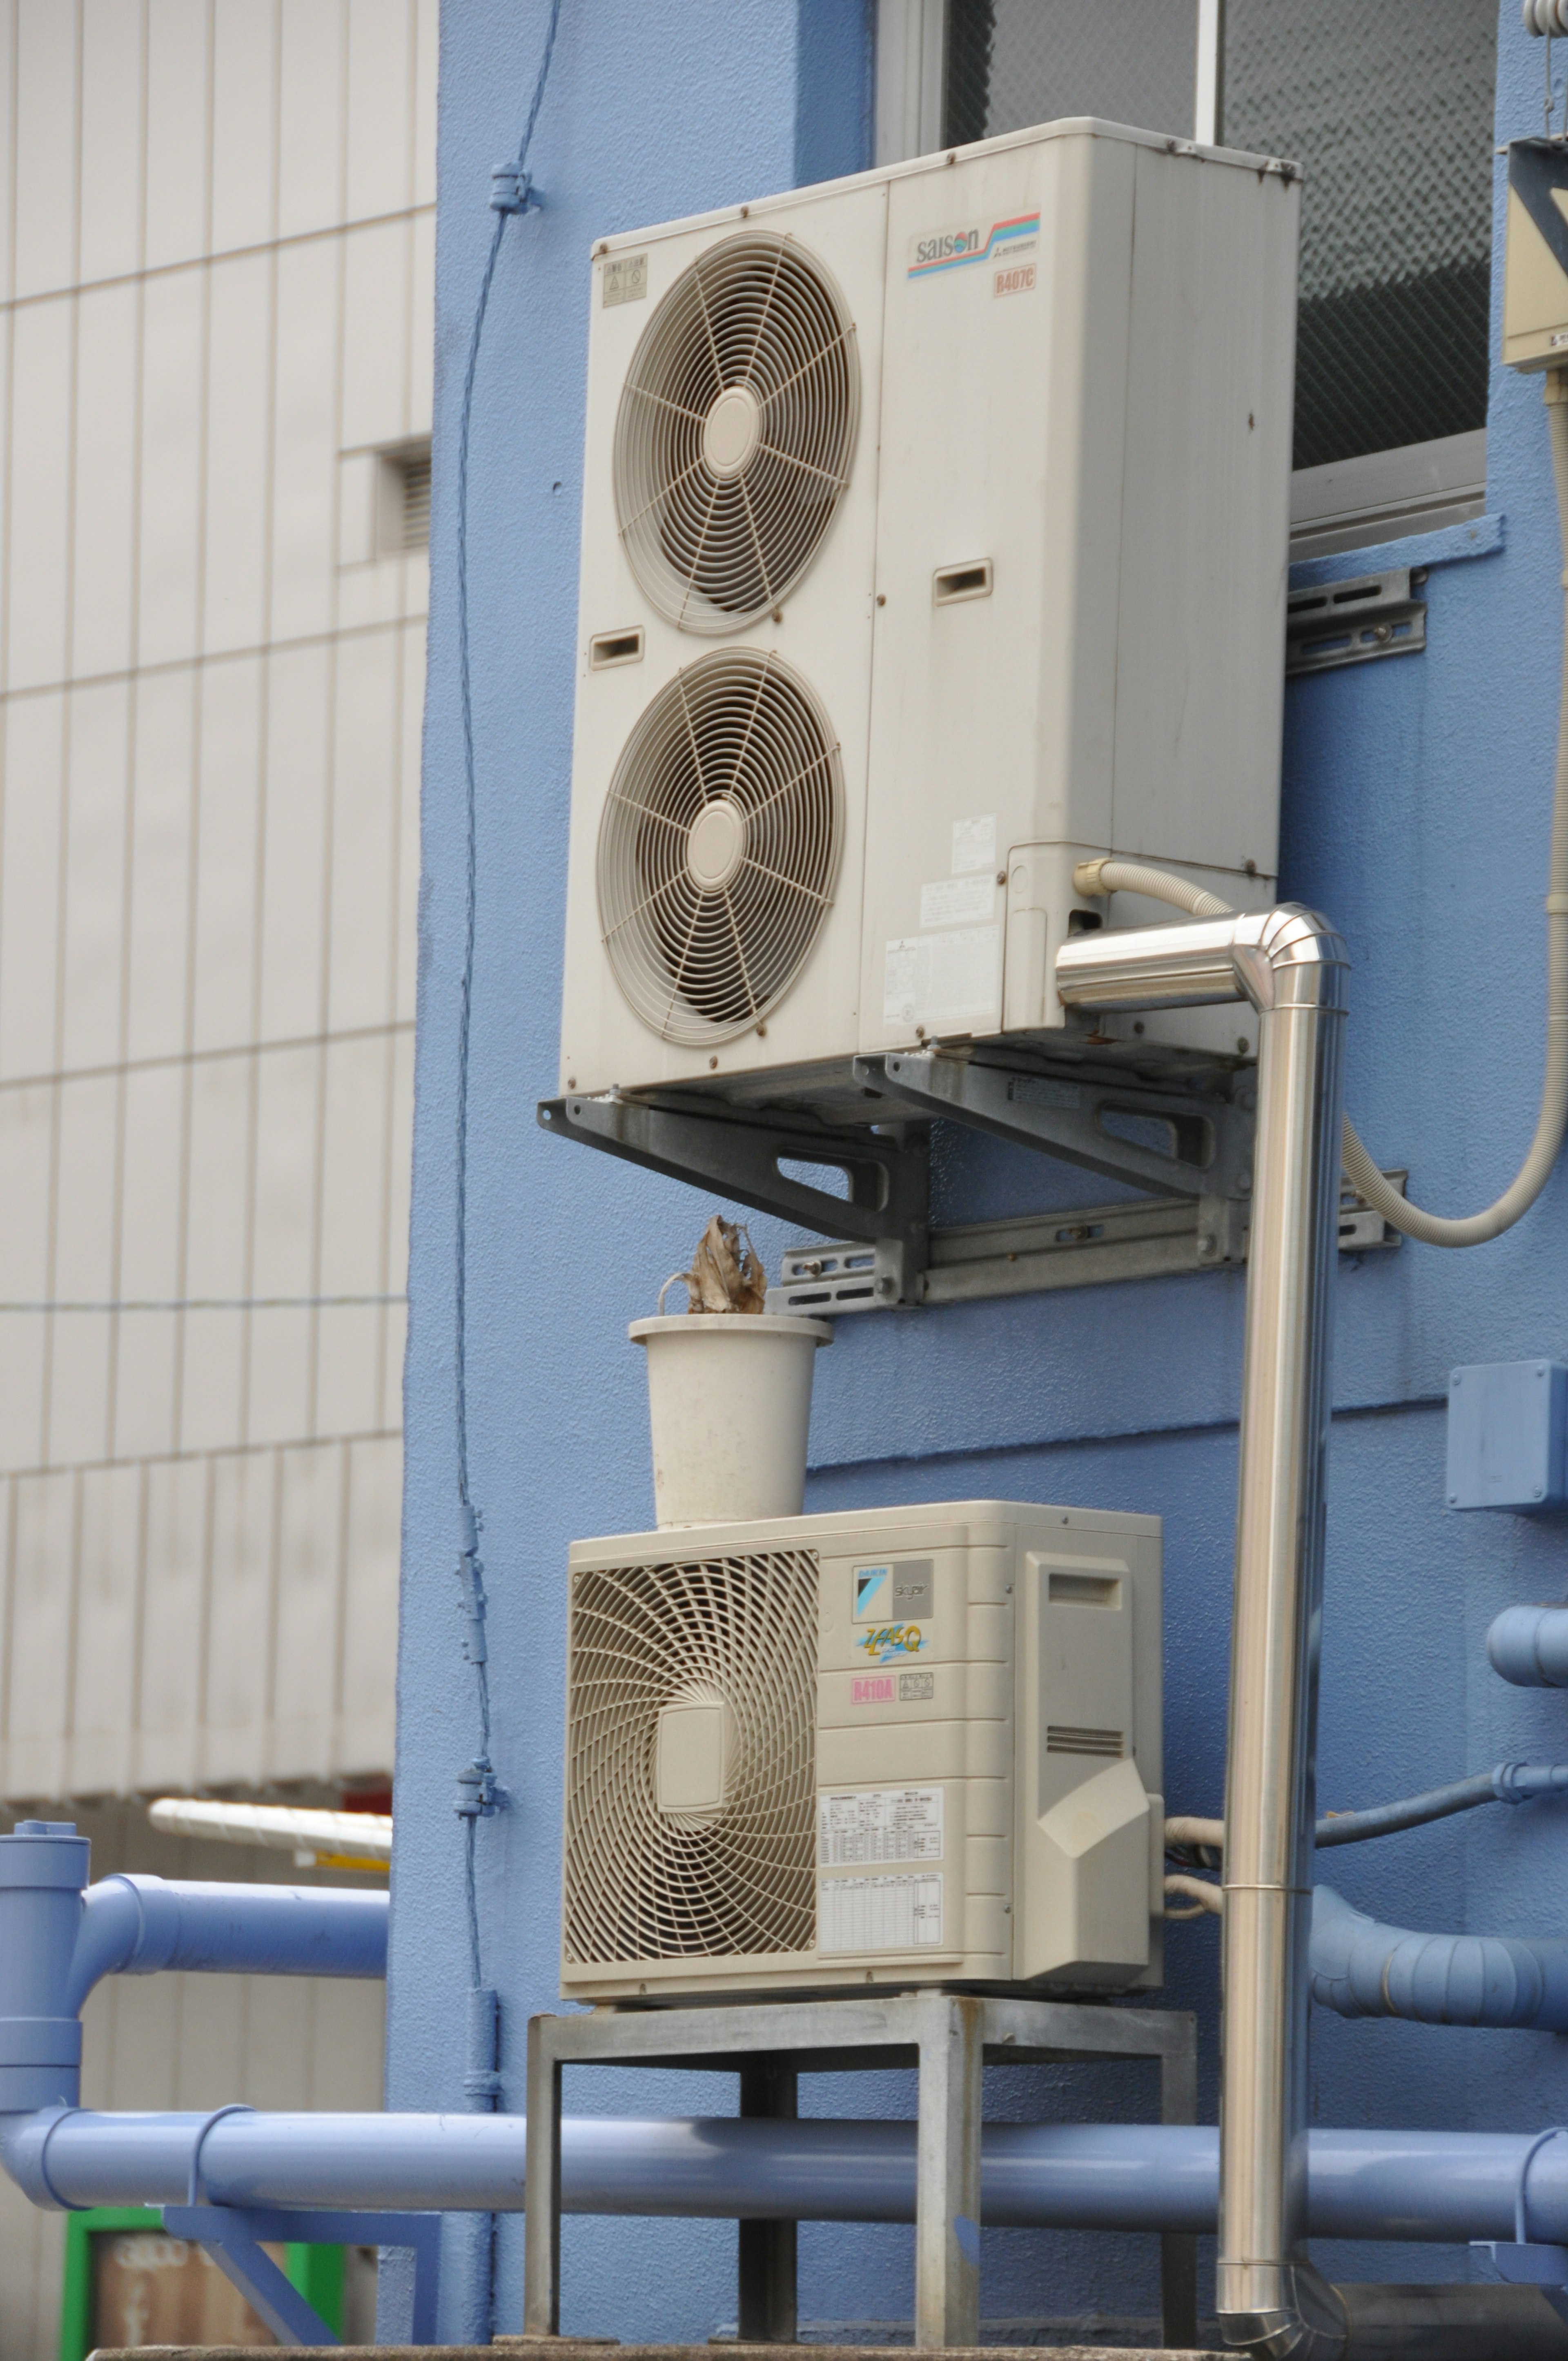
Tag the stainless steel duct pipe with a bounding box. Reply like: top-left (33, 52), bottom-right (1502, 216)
top-left (1058, 904), bottom-right (1351, 2361)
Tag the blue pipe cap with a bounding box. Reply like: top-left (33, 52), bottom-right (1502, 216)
top-left (1489, 1604), bottom-right (1568, 1688)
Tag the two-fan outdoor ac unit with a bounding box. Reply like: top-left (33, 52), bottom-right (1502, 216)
top-left (560, 1500), bottom-right (1161, 2000)
top-left (559, 117), bottom-right (1298, 1100)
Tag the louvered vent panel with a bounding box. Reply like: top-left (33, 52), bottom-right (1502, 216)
top-left (596, 648), bottom-right (843, 1043)
top-left (564, 1550), bottom-right (818, 1964)
top-left (400, 448), bottom-right (431, 548)
top-left (612, 232), bottom-right (858, 633)
top-left (1046, 1725), bottom-right (1124, 1758)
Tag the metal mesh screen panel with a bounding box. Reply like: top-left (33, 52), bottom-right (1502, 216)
top-left (1222, 0), bottom-right (1494, 468)
top-left (942, 0), bottom-right (1495, 472)
top-left (944, 0), bottom-right (1196, 151)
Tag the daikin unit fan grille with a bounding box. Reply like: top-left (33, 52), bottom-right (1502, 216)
top-left (597, 648), bottom-right (843, 1043)
top-left (613, 233), bottom-right (858, 632)
top-left (564, 1551), bottom-right (818, 1965)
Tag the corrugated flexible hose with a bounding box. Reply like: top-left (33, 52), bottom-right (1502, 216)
top-left (1075, 371), bottom-right (1568, 1249)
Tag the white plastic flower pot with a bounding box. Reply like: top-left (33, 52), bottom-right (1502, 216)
top-left (629, 1313), bottom-right (833, 1529)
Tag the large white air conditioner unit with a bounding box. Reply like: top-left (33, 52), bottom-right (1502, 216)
top-left (560, 118), bottom-right (1298, 1100)
top-left (560, 1499), bottom-right (1161, 2002)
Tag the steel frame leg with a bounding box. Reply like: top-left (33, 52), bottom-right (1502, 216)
top-left (1160, 2024), bottom-right (1200, 2350)
top-left (523, 2015), bottom-right (563, 2337)
top-left (914, 1993), bottom-right (983, 2349)
top-left (738, 2057), bottom-right (798, 2343)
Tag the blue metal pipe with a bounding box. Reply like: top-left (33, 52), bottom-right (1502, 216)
top-left (3, 2107), bottom-right (1567, 2247)
top-left (0, 1823), bottom-right (387, 2112)
top-left (66, 1875), bottom-right (388, 2008)
top-left (1315, 1763), bottom-right (1568, 1846)
top-left (1490, 1604), bottom-right (1568, 1687)
top-left (1312, 1884), bottom-right (1568, 2029)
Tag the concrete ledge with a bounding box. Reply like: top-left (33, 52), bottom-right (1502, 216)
top-left (87, 2346), bottom-right (1227, 2359)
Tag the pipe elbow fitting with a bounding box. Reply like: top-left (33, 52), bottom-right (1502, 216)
top-left (1489, 1603), bottom-right (1568, 1688)
top-left (1229, 904), bottom-right (1350, 1016)
top-left (1219, 2260), bottom-right (1349, 2361)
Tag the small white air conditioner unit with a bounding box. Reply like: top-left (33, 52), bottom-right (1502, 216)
top-left (560, 1499), bottom-right (1161, 2001)
top-left (560, 118), bottom-right (1298, 1100)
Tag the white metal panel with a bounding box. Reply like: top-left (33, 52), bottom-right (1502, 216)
top-left (125, 670), bottom-right (199, 1064)
top-left (2, 1472), bottom-right (78, 1802)
top-left (79, 0), bottom-right (146, 286)
top-left (340, 216), bottom-right (416, 455)
top-left (270, 1439), bottom-right (345, 1777)
top-left (136, 270), bottom-right (208, 667)
top-left (346, 0), bottom-right (419, 224)
top-left (259, 641), bottom-right (334, 1040)
top-left (271, 236), bottom-right (347, 644)
top-left (69, 1463), bottom-right (145, 1798)
top-left (134, 1452), bottom-right (211, 1794)
top-left (143, 0), bottom-right (213, 275)
top-left (203, 252), bottom-right (276, 655)
top-left (60, 679), bottom-right (133, 1073)
top-left (0, 696), bottom-right (63, 1076)
top-left (201, 1447), bottom-right (277, 1786)
top-left (210, 0), bottom-right (280, 258)
top-left (339, 1432), bottom-right (401, 1772)
top-left (279, 0), bottom-right (347, 240)
top-left (70, 285), bottom-right (140, 680)
top-left (5, 298), bottom-right (73, 691)
top-left (12, 0), bottom-right (79, 303)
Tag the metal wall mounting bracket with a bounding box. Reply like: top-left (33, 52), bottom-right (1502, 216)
top-left (1286, 567), bottom-right (1427, 675)
top-left (162, 2203), bottom-right (441, 2345)
top-left (854, 1049), bottom-right (1253, 1201)
top-left (769, 1172), bottom-right (1405, 1314)
top-left (538, 1090), bottom-right (931, 1300)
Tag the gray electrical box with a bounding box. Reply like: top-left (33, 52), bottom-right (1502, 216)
top-left (1447, 1361), bottom-right (1568, 1511)
top-left (1504, 141), bottom-right (1568, 370)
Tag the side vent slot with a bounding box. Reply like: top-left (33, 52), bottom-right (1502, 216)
top-left (933, 559), bottom-right (993, 605)
top-left (1046, 1724), bottom-right (1125, 1757)
top-left (591, 627), bottom-right (645, 668)
top-left (1049, 1573), bottom-right (1121, 1607)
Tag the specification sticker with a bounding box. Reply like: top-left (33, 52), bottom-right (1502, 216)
top-left (819, 1873), bottom-right (943, 1953)
top-left (819, 1786), bottom-right (944, 1867)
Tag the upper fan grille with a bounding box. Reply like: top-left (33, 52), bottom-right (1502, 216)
top-left (597, 648), bottom-right (843, 1045)
top-left (612, 233), bottom-right (859, 633)
top-left (564, 1551), bottom-right (818, 1965)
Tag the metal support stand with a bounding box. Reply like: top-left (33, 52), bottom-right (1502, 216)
top-left (739, 2058), bottom-right (798, 2344)
top-left (522, 1990), bottom-right (1199, 2351)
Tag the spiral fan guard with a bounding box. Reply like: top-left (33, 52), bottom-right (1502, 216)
top-left (564, 1552), bottom-right (818, 1964)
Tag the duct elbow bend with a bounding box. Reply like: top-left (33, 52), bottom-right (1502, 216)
top-left (1228, 903), bottom-right (1350, 1017)
top-left (1489, 1603), bottom-right (1568, 1688)
top-left (1310, 1886), bottom-right (1568, 2031)
top-left (1221, 2261), bottom-right (1349, 2361)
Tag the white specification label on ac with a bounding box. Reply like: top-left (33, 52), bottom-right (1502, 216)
top-left (819, 1786), bottom-right (944, 1867)
top-left (820, 1873), bottom-right (943, 1952)
top-left (883, 924), bottom-right (999, 1029)
top-left (919, 875), bottom-right (994, 930)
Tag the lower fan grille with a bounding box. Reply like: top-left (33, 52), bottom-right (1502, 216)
top-left (564, 1551), bottom-right (818, 1964)
top-left (596, 649), bottom-right (843, 1045)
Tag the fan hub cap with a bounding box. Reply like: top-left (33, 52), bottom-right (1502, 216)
top-left (702, 383), bottom-right (762, 480)
top-left (686, 796), bottom-right (748, 892)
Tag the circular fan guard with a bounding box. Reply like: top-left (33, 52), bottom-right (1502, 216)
top-left (613, 232), bottom-right (859, 632)
top-left (597, 649), bottom-right (843, 1045)
top-left (564, 1553), bottom-right (818, 1964)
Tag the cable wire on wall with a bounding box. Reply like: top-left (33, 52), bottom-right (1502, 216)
top-left (446, 0), bottom-right (563, 2330)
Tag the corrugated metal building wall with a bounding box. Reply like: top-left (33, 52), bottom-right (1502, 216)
top-left (0, 5), bottom-right (432, 2348)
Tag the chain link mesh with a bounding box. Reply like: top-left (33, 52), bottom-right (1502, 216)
top-left (942, 0), bottom-right (1496, 470)
top-left (946, 0), bottom-right (1195, 149)
top-left (1224, 0), bottom-right (1495, 467)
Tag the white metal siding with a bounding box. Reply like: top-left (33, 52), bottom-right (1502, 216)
top-left (0, 0), bottom-right (434, 1801)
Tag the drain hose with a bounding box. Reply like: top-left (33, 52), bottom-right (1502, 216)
top-left (1075, 372), bottom-right (1568, 1250)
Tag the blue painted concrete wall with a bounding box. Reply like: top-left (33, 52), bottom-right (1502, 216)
top-left (391, 0), bottom-right (1568, 2336)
